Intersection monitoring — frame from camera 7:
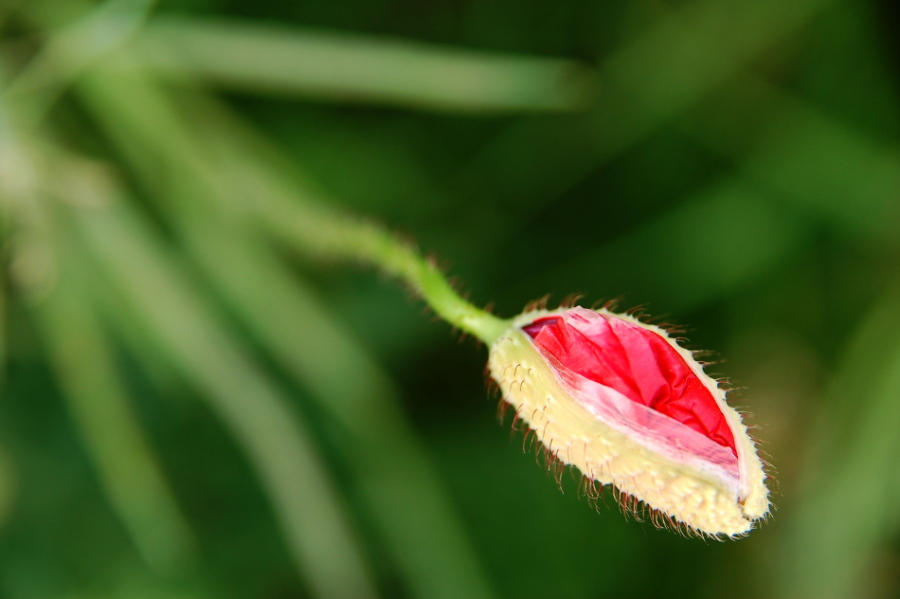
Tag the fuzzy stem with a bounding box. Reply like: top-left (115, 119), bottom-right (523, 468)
top-left (263, 199), bottom-right (510, 345)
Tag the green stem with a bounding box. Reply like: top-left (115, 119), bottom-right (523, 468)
top-left (264, 200), bottom-right (510, 344)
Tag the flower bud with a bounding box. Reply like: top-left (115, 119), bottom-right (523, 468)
top-left (488, 305), bottom-right (770, 537)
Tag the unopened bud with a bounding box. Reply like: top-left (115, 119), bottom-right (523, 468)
top-left (488, 306), bottom-right (770, 537)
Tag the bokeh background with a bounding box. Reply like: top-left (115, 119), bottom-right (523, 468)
top-left (1, 0), bottom-right (899, 597)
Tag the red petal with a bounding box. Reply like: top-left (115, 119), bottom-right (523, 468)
top-left (524, 310), bottom-right (736, 455)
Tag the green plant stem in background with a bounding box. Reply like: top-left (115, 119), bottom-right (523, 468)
top-left (134, 17), bottom-right (595, 113)
top-left (5, 0), bottom-right (158, 126)
top-left (774, 285), bottom-right (900, 599)
top-left (175, 203), bottom-right (497, 599)
top-left (31, 250), bottom-right (196, 577)
top-left (70, 195), bottom-right (381, 599)
top-left (77, 57), bottom-right (499, 599)
top-left (0, 97), bottom-right (379, 596)
top-left (1, 146), bottom-right (195, 577)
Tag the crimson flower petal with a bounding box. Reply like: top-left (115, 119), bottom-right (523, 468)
top-left (524, 311), bottom-right (737, 454)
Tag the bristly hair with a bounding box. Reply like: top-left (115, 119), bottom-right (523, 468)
top-left (590, 296), bottom-right (626, 312)
top-left (560, 293), bottom-right (585, 308)
top-left (524, 294), bottom-right (551, 312)
top-left (497, 399), bottom-right (743, 540)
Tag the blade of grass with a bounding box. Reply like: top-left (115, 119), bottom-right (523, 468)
top-left (176, 200), bottom-right (497, 599)
top-left (7, 0), bottom-right (158, 126)
top-left (31, 236), bottom-right (196, 576)
top-left (773, 285), bottom-right (900, 599)
top-left (76, 56), bottom-right (497, 599)
top-left (134, 16), bottom-right (596, 113)
top-left (0, 212), bottom-right (7, 388)
top-left (1, 142), bottom-right (194, 576)
top-left (56, 178), bottom-right (379, 599)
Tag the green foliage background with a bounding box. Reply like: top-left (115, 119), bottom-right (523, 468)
top-left (1, 0), bottom-right (899, 597)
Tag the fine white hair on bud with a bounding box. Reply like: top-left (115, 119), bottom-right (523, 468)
top-left (487, 305), bottom-right (770, 538)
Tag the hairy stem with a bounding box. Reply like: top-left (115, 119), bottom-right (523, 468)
top-left (263, 199), bottom-right (510, 344)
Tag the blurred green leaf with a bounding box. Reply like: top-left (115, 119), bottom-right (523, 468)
top-left (32, 223), bottom-right (196, 577)
top-left (66, 191), bottom-right (378, 599)
top-left (6, 0), bottom-right (157, 125)
top-left (774, 285), bottom-right (900, 599)
top-left (76, 53), bottom-right (497, 599)
top-left (135, 16), bottom-right (597, 113)
top-left (0, 132), bottom-right (194, 578)
top-left (176, 203), bottom-right (497, 599)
